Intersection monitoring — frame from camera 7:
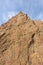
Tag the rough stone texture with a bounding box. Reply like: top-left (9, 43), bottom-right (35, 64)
top-left (0, 12), bottom-right (43, 65)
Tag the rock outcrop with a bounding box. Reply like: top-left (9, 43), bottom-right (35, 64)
top-left (0, 12), bottom-right (43, 65)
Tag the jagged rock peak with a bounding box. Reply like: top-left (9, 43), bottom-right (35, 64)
top-left (0, 12), bottom-right (43, 65)
top-left (18, 12), bottom-right (30, 19)
top-left (18, 11), bottom-right (24, 15)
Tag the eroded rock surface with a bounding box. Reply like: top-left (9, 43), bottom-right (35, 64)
top-left (0, 12), bottom-right (43, 65)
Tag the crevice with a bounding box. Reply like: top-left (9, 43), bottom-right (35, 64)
top-left (0, 33), bottom-right (10, 42)
top-left (28, 33), bottom-right (35, 48)
top-left (27, 33), bottom-right (35, 65)
top-left (0, 39), bottom-right (7, 47)
top-left (1, 42), bottom-right (12, 53)
top-left (29, 39), bottom-right (34, 48)
top-left (0, 40), bottom-right (13, 53)
top-left (32, 33), bottom-right (35, 38)
top-left (0, 32), bottom-right (5, 38)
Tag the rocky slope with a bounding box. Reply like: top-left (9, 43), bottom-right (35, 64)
top-left (0, 12), bottom-right (43, 65)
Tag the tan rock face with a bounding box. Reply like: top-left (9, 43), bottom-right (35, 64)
top-left (0, 12), bottom-right (43, 65)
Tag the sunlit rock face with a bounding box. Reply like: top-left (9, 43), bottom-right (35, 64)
top-left (0, 12), bottom-right (43, 65)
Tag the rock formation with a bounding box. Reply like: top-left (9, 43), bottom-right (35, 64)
top-left (0, 12), bottom-right (43, 65)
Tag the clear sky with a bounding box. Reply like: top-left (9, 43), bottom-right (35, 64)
top-left (0, 0), bottom-right (43, 25)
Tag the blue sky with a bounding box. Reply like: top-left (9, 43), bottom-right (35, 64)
top-left (0, 0), bottom-right (43, 25)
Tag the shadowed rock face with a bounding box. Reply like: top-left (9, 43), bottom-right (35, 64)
top-left (0, 12), bottom-right (43, 65)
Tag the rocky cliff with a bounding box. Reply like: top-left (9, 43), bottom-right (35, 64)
top-left (0, 12), bottom-right (43, 65)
